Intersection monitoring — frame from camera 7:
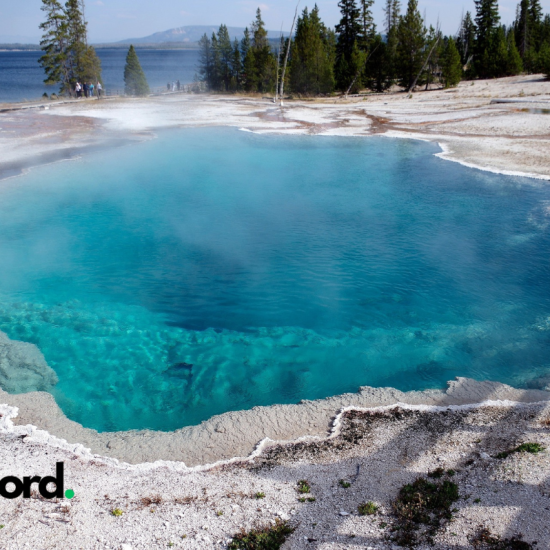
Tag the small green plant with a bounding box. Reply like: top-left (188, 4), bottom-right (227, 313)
top-left (255, 492), bottom-right (266, 499)
top-left (446, 469), bottom-right (456, 477)
top-left (339, 479), bottom-right (351, 489)
top-left (0, 525), bottom-right (4, 529)
top-left (111, 508), bottom-right (123, 517)
top-left (379, 522), bottom-right (388, 528)
top-left (299, 497), bottom-right (316, 503)
top-left (181, 534), bottom-right (187, 539)
top-left (217, 510), bottom-right (224, 516)
top-left (307, 497), bottom-right (315, 502)
top-left (298, 497), bottom-right (306, 502)
top-left (391, 476), bottom-right (459, 546)
top-left (358, 501), bottom-right (379, 516)
top-left (297, 480), bottom-right (310, 494)
top-left (495, 442), bottom-right (545, 459)
top-left (474, 498), bottom-right (481, 504)
top-left (168, 543), bottom-right (174, 548)
top-left (229, 519), bottom-right (295, 550)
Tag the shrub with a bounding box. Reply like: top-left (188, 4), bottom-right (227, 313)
top-left (229, 520), bottom-right (295, 550)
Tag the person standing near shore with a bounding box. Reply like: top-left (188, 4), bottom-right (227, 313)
top-left (75, 81), bottom-right (82, 98)
top-left (97, 82), bottom-right (102, 98)
top-left (83, 82), bottom-right (89, 98)
top-left (89, 82), bottom-right (94, 98)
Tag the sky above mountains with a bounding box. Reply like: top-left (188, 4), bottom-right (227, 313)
top-left (3, 0), bottom-right (550, 44)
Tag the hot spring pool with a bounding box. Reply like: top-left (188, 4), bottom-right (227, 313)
top-left (1, 128), bottom-right (549, 432)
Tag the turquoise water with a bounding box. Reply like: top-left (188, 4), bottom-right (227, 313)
top-left (1, 128), bottom-right (549, 432)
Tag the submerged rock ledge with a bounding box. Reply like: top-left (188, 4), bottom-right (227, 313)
top-left (1, 376), bottom-right (549, 466)
top-left (0, 331), bottom-right (58, 393)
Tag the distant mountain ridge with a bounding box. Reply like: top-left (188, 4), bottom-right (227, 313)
top-left (116, 25), bottom-right (287, 45)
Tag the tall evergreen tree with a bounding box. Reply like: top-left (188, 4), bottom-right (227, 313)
top-left (243, 8), bottom-right (277, 92)
top-left (39, 0), bottom-right (101, 94)
top-left (198, 33), bottom-right (214, 89)
top-left (217, 25), bottom-right (234, 91)
top-left (384, 0), bottom-right (402, 33)
top-left (506, 29), bottom-right (524, 74)
top-left (474, 0), bottom-right (501, 77)
top-left (442, 37), bottom-right (463, 87)
top-left (39, 0), bottom-right (70, 91)
top-left (396, 0), bottom-right (427, 89)
top-left (358, 0), bottom-right (376, 49)
top-left (290, 5), bottom-right (335, 95)
top-left (232, 39), bottom-right (242, 90)
top-left (335, 0), bottom-right (362, 90)
top-left (64, 0), bottom-right (87, 81)
top-left (457, 11), bottom-right (476, 69)
top-left (540, 40), bottom-right (550, 77)
top-left (384, 0), bottom-right (401, 85)
top-left (363, 34), bottom-right (392, 91)
top-left (124, 45), bottom-right (150, 96)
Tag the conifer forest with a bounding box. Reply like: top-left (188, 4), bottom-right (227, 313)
top-left (198, 0), bottom-right (550, 96)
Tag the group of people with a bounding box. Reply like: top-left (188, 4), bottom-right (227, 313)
top-left (75, 81), bottom-right (103, 99)
top-left (167, 80), bottom-right (181, 92)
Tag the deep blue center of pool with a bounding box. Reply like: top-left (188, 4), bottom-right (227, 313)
top-left (1, 128), bottom-right (549, 432)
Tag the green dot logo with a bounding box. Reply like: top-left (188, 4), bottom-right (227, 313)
top-left (65, 489), bottom-right (75, 499)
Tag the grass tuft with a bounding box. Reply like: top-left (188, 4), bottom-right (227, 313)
top-left (339, 479), bottom-right (351, 488)
top-left (229, 519), bottom-right (295, 550)
top-left (297, 480), bottom-right (310, 494)
top-left (495, 442), bottom-right (545, 459)
top-left (358, 501), bottom-right (379, 516)
top-left (111, 508), bottom-right (123, 517)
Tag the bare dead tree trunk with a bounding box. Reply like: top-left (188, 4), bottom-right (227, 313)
top-left (408, 36), bottom-right (440, 93)
top-left (275, 27), bottom-right (283, 103)
top-left (280, 2), bottom-right (299, 108)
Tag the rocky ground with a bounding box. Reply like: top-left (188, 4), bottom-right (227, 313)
top-left (0, 400), bottom-right (549, 549)
top-left (1, 74), bottom-right (549, 181)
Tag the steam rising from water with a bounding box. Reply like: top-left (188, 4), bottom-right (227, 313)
top-left (0, 128), bottom-right (549, 432)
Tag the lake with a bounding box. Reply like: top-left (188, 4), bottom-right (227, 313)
top-left (0, 49), bottom-right (200, 102)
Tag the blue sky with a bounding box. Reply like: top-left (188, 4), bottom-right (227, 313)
top-left (2, 0), bottom-right (550, 43)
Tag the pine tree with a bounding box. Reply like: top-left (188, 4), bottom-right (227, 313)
top-left (245, 8), bottom-right (277, 93)
top-left (474, 0), bottom-right (501, 77)
top-left (540, 40), bottom-right (550, 77)
top-left (422, 26), bottom-right (443, 90)
top-left (358, 0), bottom-right (376, 50)
top-left (39, 0), bottom-right (70, 91)
top-left (124, 45), bottom-right (150, 96)
top-left (506, 29), bottom-right (524, 75)
top-left (289, 6), bottom-right (335, 95)
top-left (64, 0), bottom-right (87, 83)
top-left (457, 11), bottom-right (476, 69)
top-left (363, 34), bottom-right (392, 91)
top-left (384, 0), bottom-right (401, 33)
top-left (442, 38), bottom-right (463, 87)
top-left (383, 0), bottom-right (401, 86)
top-left (396, 0), bottom-right (426, 90)
top-left (335, 0), bottom-right (362, 90)
top-left (232, 39), bottom-right (242, 90)
top-left (198, 33), bottom-right (214, 89)
top-left (217, 25), bottom-right (233, 91)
